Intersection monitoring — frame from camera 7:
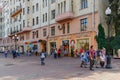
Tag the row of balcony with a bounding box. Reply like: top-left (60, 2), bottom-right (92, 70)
top-left (9, 27), bottom-right (31, 37)
top-left (11, 6), bottom-right (22, 17)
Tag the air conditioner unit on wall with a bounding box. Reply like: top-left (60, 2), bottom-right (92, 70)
top-left (58, 25), bottom-right (62, 30)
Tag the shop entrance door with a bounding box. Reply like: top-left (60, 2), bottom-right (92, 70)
top-left (50, 42), bottom-right (56, 49)
top-left (62, 40), bottom-right (69, 56)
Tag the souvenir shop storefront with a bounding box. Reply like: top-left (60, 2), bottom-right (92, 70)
top-left (25, 41), bottom-right (39, 53)
top-left (47, 31), bottom-right (97, 56)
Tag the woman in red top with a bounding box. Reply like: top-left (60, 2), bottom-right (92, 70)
top-left (89, 45), bottom-right (95, 71)
top-left (58, 48), bottom-right (61, 58)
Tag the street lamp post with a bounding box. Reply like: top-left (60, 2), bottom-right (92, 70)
top-left (105, 7), bottom-right (112, 69)
top-left (12, 34), bottom-right (19, 50)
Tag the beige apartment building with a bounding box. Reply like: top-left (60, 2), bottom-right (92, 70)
top-left (0, 0), bottom-right (108, 55)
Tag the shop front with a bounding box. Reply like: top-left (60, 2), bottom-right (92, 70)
top-left (38, 39), bottom-right (47, 52)
top-left (62, 40), bottom-right (69, 56)
top-left (47, 31), bottom-right (97, 56)
top-left (25, 41), bottom-right (39, 54)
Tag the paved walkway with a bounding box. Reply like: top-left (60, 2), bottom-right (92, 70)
top-left (0, 53), bottom-right (120, 80)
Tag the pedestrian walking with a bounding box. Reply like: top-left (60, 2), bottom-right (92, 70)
top-left (71, 48), bottom-right (74, 57)
top-left (12, 49), bottom-right (17, 59)
top-left (35, 51), bottom-right (38, 56)
top-left (94, 50), bottom-right (101, 68)
top-left (4, 49), bottom-right (8, 58)
top-left (100, 50), bottom-right (106, 68)
top-left (58, 48), bottom-right (61, 58)
top-left (89, 45), bottom-right (95, 71)
top-left (40, 50), bottom-right (45, 65)
top-left (54, 48), bottom-right (57, 59)
top-left (80, 50), bottom-right (87, 68)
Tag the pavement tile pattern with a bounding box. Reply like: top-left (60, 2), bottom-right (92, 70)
top-left (0, 54), bottom-right (120, 80)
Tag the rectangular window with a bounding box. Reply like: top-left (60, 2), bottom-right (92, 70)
top-left (43, 0), bottom-right (44, 8)
top-left (36, 30), bottom-right (38, 38)
top-left (81, 0), bottom-right (88, 9)
top-left (58, 4), bottom-right (60, 14)
top-left (43, 14), bottom-right (44, 23)
top-left (36, 17), bottom-right (39, 25)
top-left (32, 5), bottom-right (34, 13)
top-left (36, 3), bottom-right (39, 11)
top-left (45, 13), bottom-right (47, 22)
top-left (51, 0), bottom-right (56, 4)
top-left (63, 24), bottom-right (65, 34)
top-left (51, 26), bottom-right (55, 36)
top-left (23, 8), bottom-right (25, 15)
top-left (23, 20), bottom-right (25, 27)
top-left (32, 32), bottom-right (34, 39)
top-left (61, 2), bottom-right (63, 14)
top-left (45, 0), bottom-right (47, 6)
top-left (64, 1), bottom-right (66, 12)
top-left (43, 29), bottom-right (46, 37)
top-left (67, 23), bottom-right (70, 33)
top-left (33, 18), bottom-right (35, 26)
top-left (80, 18), bottom-right (87, 31)
top-left (27, 7), bottom-right (30, 14)
top-left (51, 10), bottom-right (55, 19)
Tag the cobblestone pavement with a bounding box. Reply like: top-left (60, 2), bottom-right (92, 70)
top-left (0, 53), bottom-right (120, 80)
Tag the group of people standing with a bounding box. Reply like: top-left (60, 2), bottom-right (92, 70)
top-left (80, 46), bottom-right (106, 71)
top-left (4, 48), bottom-right (20, 59)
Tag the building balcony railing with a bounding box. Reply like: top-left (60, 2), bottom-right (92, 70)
top-left (8, 27), bottom-right (31, 37)
top-left (17, 27), bottom-right (31, 34)
top-left (11, 6), bottom-right (22, 17)
top-left (55, 11), bottom-right (74, 22)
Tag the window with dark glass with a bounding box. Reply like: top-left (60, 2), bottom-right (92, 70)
top-left (63, 24), bottom-right (65, 34)
top-left (36, 17), bottom-right (39, 25)
top-left (51, 10), bottom-right (55, 19)
top-left (51, 26), bottom-right (55, 36)
top-left (23, 20), bottom-right (25, 27)
top-left (51, 0), bottom-right (56, 4)
top-left (43, 29), bottom-right (46, 37)
top-left (45, 13), bottom-right (47, 22)
top-left (36, 3), bottom-right (39, 11)
top-left (67, 23), bottom-right (70, 33)
top-left (81, 0), bottom-right (88, 9)
top-left (32, 32), bottom-right (34, 39)
top-left (64, 1), bottom-right (66, 12)
top-left (36, 30), bottom-right (38, 38)
top-left (33, 18), bottom-right (35, 26)
top-left (27, 7), bottom-right (30, 14)
top-left (32, 5), bottom-right (34, 13)
top-left (80, 18), bottom-right (87, 31)
top-left (23, 8), bottom-right (25, 15)
top-left (43, 14), bottom-right (44, 23)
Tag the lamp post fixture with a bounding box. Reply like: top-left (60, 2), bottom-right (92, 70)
top-left (12, 34), bottom-right (19, 50)
top-left (105, 7), bottom-right (112, 69)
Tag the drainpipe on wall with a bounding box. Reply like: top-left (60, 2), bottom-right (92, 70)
top-left (91, 0), bottom-right (96, 48)
top-left (46, 0), bottom-right (51, 54)
top-left (92, 0), bottom-right (95, 31)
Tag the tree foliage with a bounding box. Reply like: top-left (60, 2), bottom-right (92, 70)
top-left (109, 0), bottom-right (120, 36)
top-left (108, 0), bottom-right (120, 55)
top-left (95, 24), bottom-right (107, 49)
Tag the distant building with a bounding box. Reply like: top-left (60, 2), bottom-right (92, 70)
top-left (0, 0), bottom-right (109, 54)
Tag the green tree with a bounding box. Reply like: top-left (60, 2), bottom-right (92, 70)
top-left (109, 0), bottom-right (120, 36)
top-left (95, 24), bottom-right (107, 49)
top-left (109, 0), bottom-right (120, 55)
